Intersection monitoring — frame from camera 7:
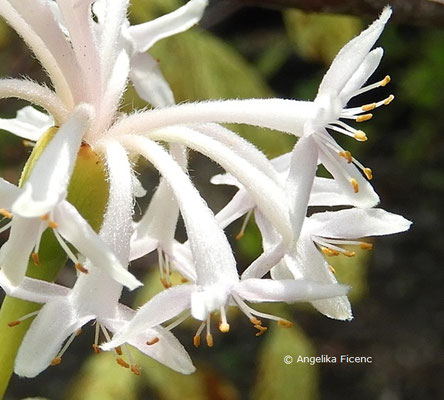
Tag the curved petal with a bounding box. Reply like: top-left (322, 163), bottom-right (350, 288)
top-left (309, 177), bottom-right (352, 207)
top-left (0, 178), bottom-right (20, 209)
top-left (127, 0), bottom-right (208, 52)
top-left (129, 52), bottom-right (175, 107)
top-left (101, 284), bottom-right (195, 350)
top-left (0, 106), bottom-right (53, 141)
top-left (14, 297), bottom-right (93, 378)
top-left (318, 6), bottom-right (391, 95)
top-left (309, 208), bottom-right (412, 239)
top-left (235, 278), bottom-right (349, 303)
top-left (12, 105), bottom-right (93, 218)
top-left (121, 135), bottom-right (238, 286)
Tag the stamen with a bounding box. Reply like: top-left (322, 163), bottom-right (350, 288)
top-left (32, 252), bottom-right (41, 266)
top-left (146, 337), bottom-right (160, 346)
top-left (115, 346), bottom-right (123, 355)
top-left (328, 265), bottom-right (336, 274)
top-left (131, 365), bottom-right (141, 376)
top-left (254, 325), bottom-right (267, 336)
top-left (321, 247), bottom-right (340, 256)
top-left (360, 242), bottom-right (373, 250)
top-left (41, 214), bottom-right (49, 221)
top-left (350, 178), bottom-right (359, 193)
top-left (116, 357), bottom-right (130, 368)
top-left (354, 75), bottom-right (391, 97)
top-left (361, 102), bottom-right (376, 111)
top-left (219, 306), bottom-right (230, 333)
top-left (364, 168), bottom-right (373, 180)
top-left (92, 344), bottom-right (101, 354)
top-left (381, 75), bottom-right (391, 87)
top-left (353, 131), bottom-right (368, 142)
top-left (164, 310), bottom-right (191, 331)
top-left (48, 220), bottom-right (58, 229)
top-left (193, 321), bottom-right (206, 347)
top-left (343, 251), bottom-right (356, 257)
top-left (277, 319), bottom-right (293, 328)
top-left (75, 263), bottom-right (89, 274)
top-left (236, 209), bottom-right (253, 240)
top-left (158, 249), bottom-right (172, 289)
top-left (0, 209), bottom-right (12, 219)
top-left (338, 151), bottom-right (352, 164)
top-left (7, 311), bottom-right (39, 327)
top-left (52, 229), bottom-right (81, 267)
top-left (355, 114), bottom-right (373, 123)
top-left (52, 330), bottom-right (79, 366)
top-left (383, 94), bottom-right (394, 105)
top-left (93, 322), bottom-right (100, 353)
top-left (206, 316), bottom-right (213, 347)
top-left (50, 357), bottom-right (62, 366)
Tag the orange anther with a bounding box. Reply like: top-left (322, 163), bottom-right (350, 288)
top-left (146, 337), bottom-right (160, 346)
top-left (193, 335), bottom-right (201, 348)
top-left (75, 263), bottom-right (89, 274)
top-left (7, 320), bottom-right (20, 327)
top-left (50, 357), bottom-right (62, 366)
top-left (116, 357), bottom-right (130, 368)
top-left (277, 319), bottom-right (293, 328)
top-left (32, 252), bottom-right (41, 266)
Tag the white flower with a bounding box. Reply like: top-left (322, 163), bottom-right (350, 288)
top-left (3, 140), bottom-right (194, 377)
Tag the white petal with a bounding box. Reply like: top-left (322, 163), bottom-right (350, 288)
top-left (215, 190), bottom-right (255, 229)
top-left (309, 177), bottom-right (352, 207)
top-left (15, 297), bottom-right (93, 377)
top-left (339, 48), bottom-right (384, 105)
top-left (127, 0), bottom-right (208, 52)
top-left (236, 278), bottom-right (349, 303)
top-left (129, 52), bottom-right (175, 107)
top-left (317, 6), bottom-right (391, 95)
top-left (128, 327), bottom-right (195, 374)
top-left (54, 201), bottom-right (141, 290)
top-left (0, 178), bottom-right (20, 209)
top-left (309, 208), bottom-right (412, 239)
top-left (12, 105), bottom-right (93, 217)
top-left (101, 284), bottom-right (195, 350)
top-left (121, 135), bottom-right (238, 286)
top-left (0, 106), bottom-right (54, 141)
top-left (108, 99), bottom-right (316, 138)
top-left (0, 216), bottom-right (42, 286)
top-left (0, 272), bottom-right (69, 303)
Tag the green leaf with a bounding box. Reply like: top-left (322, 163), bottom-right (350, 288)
top-left (252, 322), bottom-right (319, 400)
top-left (284, 10), bottom-right (362, 65)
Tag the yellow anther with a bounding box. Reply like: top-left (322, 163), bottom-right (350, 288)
top-left (362, 102), bottom-right (376, 111)
top-left (48, 220), bottom-right (58, 229)
top-left (354, 131), bottom-right (368, 142)
top-left (160, 278), bottom-right (172, 289)
top-left (235, 231), bottom-right (244, 240)
top-left (384, 94), bottom-right (395, 105)
top-left (7, 320), bottom-right (21, 327)
top-left (92, 344), bottom-right (101, 354)
top-left (219, 322), bottom-right (230, 333)
top-left (0, 209), bottom-right (12, 219)
top-left (277, 319), bottom-right (293, 328)
top-left (206, 333), bottom-right (214, 347)
top-left (50, 357), bottom-right (62, 366)
top-left (360, 242), bottom-right (373, 250)
top-left (381, 75), bottom-right (391, 87)
top-left (40, 214), bottom-right (49, 221)
top-left (116, 357), bottom-right (130, 369)
top-left (32, 252), bottom-right (41, 266)
top-left (328, 265), bottom-right (336, 274)
top-left (321, 247), bottom-right (340, 256)
top-left (131, 365), bottom-right (141, 376)
top-left (356, 113), bottom-right (373, 122)
top-left (364, 168), bottom-right (373, 180)
top-left (250, 317), bottom-right (262, 326)
top-left (146, 337), bottom-right (160, 346)
top-left (254, 325), bottom-right (268, 337)
top-left (115, 346), bottom-right (123, 355)
top-left (338, 151), bottom-right (353, 164)
top-left (351, 178), bottom-right (359, 193)
top-left (75, 263), bottom-right (89, 274)
top-left (193, 335), bottom-right (201, 348)
top-left (180, 277), bottom-right (189, 283)
top-left (343, 251), bottom-right (356, 257)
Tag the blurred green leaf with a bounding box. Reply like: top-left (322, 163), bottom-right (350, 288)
top-left (252, 322), bottom-right (319, 400)
top-left (284, 10), bottom-right (362, 65)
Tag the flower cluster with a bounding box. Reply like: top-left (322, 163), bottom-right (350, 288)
top-left (0, 0), bottom-right (410, 378)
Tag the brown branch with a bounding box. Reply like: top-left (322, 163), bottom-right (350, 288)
top-left (231, 0), bottom-right (444, 27)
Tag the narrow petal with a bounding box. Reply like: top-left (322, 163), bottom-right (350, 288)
top-left (127, 0), bottom-right (208, 52)
top-left (54, 201), bottom-right (141, 290)
top-left (101, 284), bottom-right (195, 350)
top-left (13, 105), bottom-right (93, 218)
top-left (14, 297), bottom-right (93, 378)
top-left (318, 6), bottom-right (391, 95)
top-left (0, 216), bottom-right (42, 286)
top-left (0, 79), bottom-right (67, 123)
top-left (309, 208), bottom-right (412, 239)
top-left (339, 48), bottom-right (384, 105)
top-left (129, 52), bottom-right (175, 107)
top-left (309, 177), bottom-right (352, 207)
top-left (215, 190), bottom-right (254, 229)
top-left (236, 278), bottom-right (349, 303)
top-left (0, 178), bottom-right (20, 209)
top-left (121, 135), bottom-right (238, 285)
top-left (107, 99), bottom-right (316, 138)
top-left (0, 106), bottom-right (53, 141)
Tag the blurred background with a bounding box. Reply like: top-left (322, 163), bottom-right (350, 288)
top-left (0, 0), bottom-right (443, 399)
